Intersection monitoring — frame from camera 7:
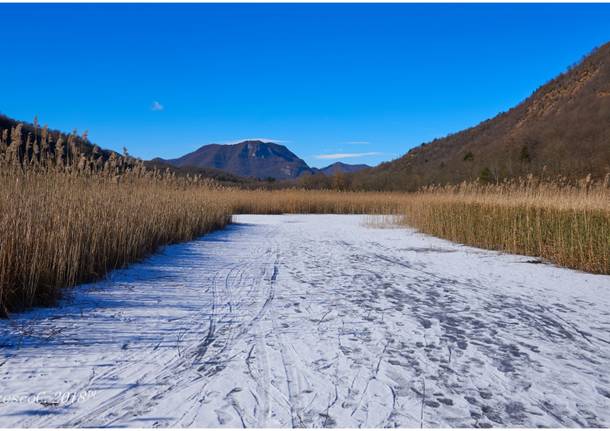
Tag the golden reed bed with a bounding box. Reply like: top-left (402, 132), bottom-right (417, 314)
top-left (2, 171), bottom-right (609, 316)
top-left (397, 176), bottom-right (610, 275)
top-left (0, 173), bottom-right (232, 315)
top-left (0, 124), bottom-right (608, 314)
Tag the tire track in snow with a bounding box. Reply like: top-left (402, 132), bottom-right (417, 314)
top-left (1, 215), bottom-right (610, 427)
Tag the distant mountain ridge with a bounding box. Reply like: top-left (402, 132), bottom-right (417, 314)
top-left (158, 140), bottom-right (372, 179)
top-left (314, 162), bottom-right (371, 175)
top-left (0, 112), bottom-right (374, 182)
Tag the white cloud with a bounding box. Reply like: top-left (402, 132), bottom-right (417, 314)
top-left (346, 141), bottom-right (369, 145)
top-left (314, 152), bottom-right (384, 160)
top-left (151, 101), bottom-right (164, 111)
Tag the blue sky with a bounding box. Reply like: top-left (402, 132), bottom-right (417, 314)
top-left (1, 4), bottom-right (609, 168)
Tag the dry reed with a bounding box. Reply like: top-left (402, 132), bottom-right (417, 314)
top-left (395, 176), bottom-right (610, 275)
top-left (224, 188), bottom-right (412, 215)
top-left (0, 170), bottom-right (231, 315)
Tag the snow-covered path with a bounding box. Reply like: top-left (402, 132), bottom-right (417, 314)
top-left (1, 214), bottom-right (610, 428)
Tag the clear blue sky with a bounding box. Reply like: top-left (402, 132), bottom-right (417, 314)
top-left (1, 4), bottom-right (609, 168)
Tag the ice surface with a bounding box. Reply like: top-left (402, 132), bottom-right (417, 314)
top-left (1, 214), bottom-right (609, 427)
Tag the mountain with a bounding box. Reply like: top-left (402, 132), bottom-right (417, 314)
top-left (316, 162), bottom-right (371, 176)
top-left (160, 140), bottom-right (312, 180)
top-left (352, 42), bottom-right (610, 191)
